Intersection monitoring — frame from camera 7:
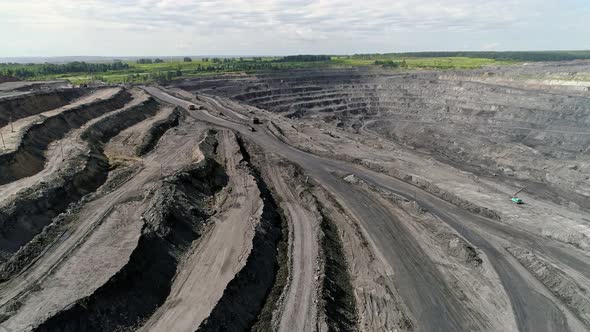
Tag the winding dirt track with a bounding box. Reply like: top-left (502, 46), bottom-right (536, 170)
top-left (0, 89), bottom-right (141, 204)
top-left (145, 86), bottom-right (589, 332)
top-left (266, 165), bottom-right (320, 332)
top-left (0, 96), bottom-right (196, 330)
top-left (140, 131), bottom-right (263, 332)
top-left (0, 88), bottom-right (119, 153)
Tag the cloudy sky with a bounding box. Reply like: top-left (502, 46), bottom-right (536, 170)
top-left (1, 0), bottom-right (589, 56)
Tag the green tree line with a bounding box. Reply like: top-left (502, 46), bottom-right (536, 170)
top-left (354, 51), bottom-right (590, 62)
top-left (374, 60), bottom-right (408, 68)
top-left (0, 61), bottom-right (130, 79)
top-left (276, 55), bottom-right (331, 62)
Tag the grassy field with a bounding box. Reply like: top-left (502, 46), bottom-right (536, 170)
top-left (377, 51), bottom-right (590, 62)
top-left (332, 56), bottom-right (515, 69)
top-left (4, 50), bottom-right (590, 84)
top-left (0, 55), bottom-right (518, 84)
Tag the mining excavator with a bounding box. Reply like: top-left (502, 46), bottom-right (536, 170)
top-left (511, 187), bottom-right (525, 204)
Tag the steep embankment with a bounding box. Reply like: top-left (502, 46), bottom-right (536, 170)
top-left (0, 76), bottom-right (19, 84)
top-left (35, 161), bottom-right (227, 331)
top-left (0, 88), bottom-right (85, 127)
top-left (0, 94), bottom-right (160, 267)
top-left (30, 131), bottom-right (227, 332)
top-left (508, 246), bottom-right (590, 328)
top-left (0, 111), bottom-right (207, 330)
top-left (136, 107), bottom-right (182, 156)
top-left (197, 136), bottom-right (283, 331)
top-left (0, 88), bottom-right (131, 184)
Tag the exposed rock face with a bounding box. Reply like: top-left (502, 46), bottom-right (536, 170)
top-left (1, 63), bottom-right (590, 332)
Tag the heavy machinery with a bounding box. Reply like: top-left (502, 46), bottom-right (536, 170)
top-left (511, 187), bottom-right (525, 204)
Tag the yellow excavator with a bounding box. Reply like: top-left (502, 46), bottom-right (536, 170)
top-left (511, 187), bottom-right (525, 204)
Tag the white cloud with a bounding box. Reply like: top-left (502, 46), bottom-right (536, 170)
top-left (0, 0), bottom-right (588, 56)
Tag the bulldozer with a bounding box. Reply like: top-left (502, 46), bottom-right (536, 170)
top-left (511, 187), bottom-right (525, 204)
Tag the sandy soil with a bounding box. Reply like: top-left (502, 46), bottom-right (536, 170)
top-left (0, 89), bottom-right (186, 330)
top-left (263, 161), bottom-right (321, 332)
top-left (140, 130), bottom-right (262, 332)
top-left (0, 89), bottom-right (143, 205)
top-left (0, 87), bottom-right (119, 153)
top-left (147, 85), bottom-right (589, 331)
top-left (104, 105), bottom-right (175, 161)
top-left (1, 64), bottom-right (589, 331)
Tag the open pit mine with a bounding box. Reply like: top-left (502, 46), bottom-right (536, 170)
top-left (0, 62), bottom-right (590, 332)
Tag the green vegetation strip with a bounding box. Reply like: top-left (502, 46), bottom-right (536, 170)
top-left (1, 51), bottom-right (588, 84)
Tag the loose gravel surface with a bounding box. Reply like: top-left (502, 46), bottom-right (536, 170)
top-left (0, 63), bottom-right (589, 331)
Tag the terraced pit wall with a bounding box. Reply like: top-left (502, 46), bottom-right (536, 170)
top-left (0, 96), bottom-right (161, 269)
top-left (173, 67), bottom-right (590, 211)
top-left (0, 89), bottom-right (133, 184)
top-left (199, 137), bottom-right (284, 331)
top-left (35, 157), bottom-right (228, 332)
top-left (0, 88), bottom-right (85, 127)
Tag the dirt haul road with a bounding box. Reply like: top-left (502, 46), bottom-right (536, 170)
top-left (0, 72), bottom-right (587, 331)
top-left (140, 130), bottom-right (263, 331)
top-left (265, 163), bottom-right (321, 332)
top-left (145, 86), bottom-right (589, 332)
top-left (0, 87), bottom-right (119, 154)
top-left (0, 95), bottom-right (189, 330)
